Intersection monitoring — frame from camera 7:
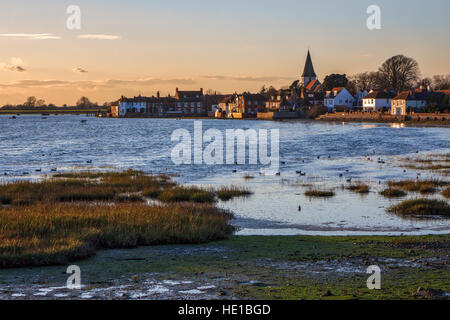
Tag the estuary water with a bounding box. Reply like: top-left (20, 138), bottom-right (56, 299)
top-left (1, 115), bottom-right (449, 235)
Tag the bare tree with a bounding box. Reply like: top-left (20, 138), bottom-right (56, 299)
top-left (349, 72), bottom-right (384, 92)
top-left (76, 96), bottom-right (94, 108)
top-left (24, 96), bottom-right (37, 107)
top-left (378, 55), bottom-right (420, 92)
top-left (432, 75), bottom-right (450, 90)
top-left (36, 99), bottom-right (46, 107)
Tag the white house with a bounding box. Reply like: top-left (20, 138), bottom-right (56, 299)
top-left (354, 90), bottom-right (368, 107)
top-left (118, 96), bottom-right (147, 116)
top-left (324, 87), bottom-right (354, 111)
top-left (362, 91), bottom-right (395, 112)
top-left (390, 87), bottom-right (434, 115)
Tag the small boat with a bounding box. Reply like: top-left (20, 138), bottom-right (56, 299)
top-left (81, 120), bottom-right (87, 123)
top-left (10, 116), bottom-right (17, 119)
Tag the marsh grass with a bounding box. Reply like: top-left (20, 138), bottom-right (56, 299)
top-left (387, 179), bottom-right (448, 195)
top-left (156, 186), bottom-right (216, 203)
top-left (305, 189), bottom-right (335, 198)
top-left (1, 170), bottom-right (251, 206)
top-left (345, 183), bottom-right (370, 194)
top-left (400, 155), bottom-right (450, 172)
top-left (0, 170), bottom-right (250, 268)
top-left (387, 199), bottom-right (450, 218)
top-left (215, 186), bottom-right (252, 201)
top-left (0, 203), bottom-right (235, 268)
top-left (380, 188), bottom-right (407, 198)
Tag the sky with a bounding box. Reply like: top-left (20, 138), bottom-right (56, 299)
top-left (0, 0), bottom-right (449, 106)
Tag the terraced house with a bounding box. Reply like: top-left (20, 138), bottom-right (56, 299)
top-left (117, 88), bottom-right (206, 117)
top-left (390, 86), bottom-right (436, 115)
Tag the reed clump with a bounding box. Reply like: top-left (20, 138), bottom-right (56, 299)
top-left (387, 199), bottom-right (450, 218)
top-left (387, 179), bottom-right (448, 195)
top-left (215, 186), bottom-right (252, 201)
top-left (305, 189), bottom-right (335, 198)
top-left (345, 183), bottom-right (370, 194)
top-left (380, 188), bottom-right (407, 198)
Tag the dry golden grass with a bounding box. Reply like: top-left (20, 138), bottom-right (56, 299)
top-left (379, 188), bottom-right (407, 198)
top-left (345, 183), bottom-right (370, 194)
top-left (215, 186), bottom-right (252, 201)
top-left (0, 203), bottom-right (235, 268)
top-left (400, 154), bottom-right (450, 172)
top-left (305, 189), bottom-right (335, 198)
top-left (387, 179), bottom-right (448, 195)
top-left (0, 170), bottom-right (251, 268)
top-left (387, 199), bottom-right (450, 218)
top-left (0, 170), bottom-right (175, 206)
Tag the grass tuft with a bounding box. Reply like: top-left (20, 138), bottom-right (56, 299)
top-left (380, 188), bottom-right (407, 198)
top-left (305, 189), bottom-right (335, 198)
top-left (387, 199), bottom-right (450, 218)
top-left (345, 183), bottom-right (370, 194)
top-left (216, 186), bottom-right (252, 201)
top-left (387, 179), bottom-right (448, 195)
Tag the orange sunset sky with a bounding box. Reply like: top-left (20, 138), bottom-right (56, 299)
top-left (0, 0), bottom-right (449, 106)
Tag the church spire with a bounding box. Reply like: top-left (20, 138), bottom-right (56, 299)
top-left (302, 50), bottom-right (316, 78)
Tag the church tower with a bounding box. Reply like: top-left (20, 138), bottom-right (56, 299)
top-left (301, 50), bottom-right (317, 87)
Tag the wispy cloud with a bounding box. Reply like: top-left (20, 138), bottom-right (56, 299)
top-left (0, 33), bottom-right (60, 40)
top-left (72, 67), bottom-right (88, 74)
top-left (201, 75), bottom-right (294, 82)
top-left (0, 78), bottom-right (196, 89)
top-left (78, 34), bottom-right (121, 40)
top-left (5, 66), bottom-right (26, 72)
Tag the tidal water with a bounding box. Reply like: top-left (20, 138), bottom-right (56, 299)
top-left (1, 115), bottom-right (449, 235)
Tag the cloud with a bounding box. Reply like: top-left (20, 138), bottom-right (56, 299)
top-left (0, 33), bottom-right (60, 40)
top-left (0, 57), bottom-right (27, 72)
top-left (201, 75), bottom-right (294, 82)
top-left (78, 34), bottom-right (121, 40)
top-left (73, 67), bottom-right (88, 74)
top-left (0, 78), bottom-right (196, 90)
top-left (6, 66), bottom-right (26, 72)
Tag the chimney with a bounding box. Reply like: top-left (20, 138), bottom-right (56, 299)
top-left (176, 88), bottom-right (179, 93)
top-left (200, 88), bottom-right (203, 94)
top-left (157, 91), bottom-right (160, 98)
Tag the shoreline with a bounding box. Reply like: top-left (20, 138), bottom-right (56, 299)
top-left (1, 234), bottom-right (448, 300)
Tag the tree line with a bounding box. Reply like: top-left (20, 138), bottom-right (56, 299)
top-left (259, 54), bottom-right (449, 98)
top-left (1, 96), bottom-right (116, 109)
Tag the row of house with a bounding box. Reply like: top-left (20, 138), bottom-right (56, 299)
top-left (361, 86), bottom-right (449, 115)
top-left (112, 88), bottom-right (209, 117)
top-left (112, 50), bottom-right (448, 118)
